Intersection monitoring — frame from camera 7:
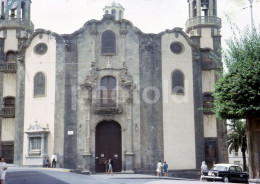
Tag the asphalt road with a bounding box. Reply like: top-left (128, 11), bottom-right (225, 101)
top-left (5, 166), bottom-right (243, 184)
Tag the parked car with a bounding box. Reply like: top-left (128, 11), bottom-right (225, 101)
top-left (202, 163), bottom-right (249, 183)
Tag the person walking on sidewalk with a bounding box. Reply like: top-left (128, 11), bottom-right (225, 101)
top-left (0, 157), bottom-right (7, 184)
top-left (156, 160), bottom-right (162, 177)
top-left (163, 161), bottom-right (168, 177)
top-left (108, 158), bottom-right (113, 176)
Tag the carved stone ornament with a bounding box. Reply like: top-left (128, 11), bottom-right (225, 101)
top-left (81, 62), bottom-right (98, 90)
top-left (17, 53), bottom-right (25, 63)
top-left (119, 67), bottom-right (133, 89)
top-left (120, 29), bottom-right (128, 35)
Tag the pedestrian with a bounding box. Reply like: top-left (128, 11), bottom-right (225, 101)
top-left (108, 158), bottom-right (113, 175)
top-left (163, 161), bottom-right (168, 177)
top-left (46, 157), bottom-right (51, 168)
top-left (156, 160), bottom-right (162, 177)
top-left (200, 161), bottom-right (208, 182)
top-left (0, 156), bottom-right (7, 184)
top-left (51, 153), bottom-right (57, 168)
top-left (105, 159), bottom-right (109, 174)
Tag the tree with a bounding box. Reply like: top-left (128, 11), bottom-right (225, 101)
top-left (228, 120), bottom-right (247, 171)
top-left (213, 26), bottom-right (260, 179)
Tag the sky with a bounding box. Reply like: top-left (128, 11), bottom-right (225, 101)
top-left (31, 0), bottom-right (260, 45)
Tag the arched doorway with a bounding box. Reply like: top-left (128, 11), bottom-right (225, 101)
top-left (95, 121), bottom-right (122, 172)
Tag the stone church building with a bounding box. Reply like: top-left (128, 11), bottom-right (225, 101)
top-left (0, 0), bottom-right (228, 176)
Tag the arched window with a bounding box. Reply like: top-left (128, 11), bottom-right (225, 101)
top-left (101, 30), bottom-right (116, 54)
top-left (21, 1), bottom-right (26, 19)
top-left (100, 76), bottom-right (116, 107)
top-left (172, 70), bottom-right (184, 95)
top-left (6, 51), bottom-right (16, 62)
top-left (119, 10), bottom-right (122, 20)
top-left (1, 2), bottom-right (4, 17)
top-left (111, 9), bottom-right (116, 19)
top-left (105, 10), bottom-right (108, 14)
top-left (193, 0), bottom-right (197, 17)
top-left (34, 72), bottom-right (46, 97)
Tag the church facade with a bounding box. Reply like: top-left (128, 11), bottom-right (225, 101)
top-left (0, 0), bottom-right (228, 176)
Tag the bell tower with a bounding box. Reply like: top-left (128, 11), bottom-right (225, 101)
top-left (103, 1), bottom-right (125, 20)
top-left (186, 0), bottom-right (221, 48)
top-left (0, 0), bottom-right (34, 165)
top-left (186, 0), bottom-right (228, 168)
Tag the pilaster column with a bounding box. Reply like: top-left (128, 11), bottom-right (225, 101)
top-left (209, 0), bottom-right (213, 16)
top-left (90, 24), bottom-right (97, 63)
top-left (124, 101), bottom-right (134, 173)
top-left (197, 0), bottom-right (201, 16)
top-left (82, 88), bottom-right (92, 174)
top-left (41, 135), bottom-right (44, 156)
top-left (120, 25), bottom-right (127, 66)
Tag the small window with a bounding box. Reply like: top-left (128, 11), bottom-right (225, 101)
top-left (229, 166), bottom-right (236, 172)
top-left (170, 42), bottom-right (184, 54)
top-left (100, 76), bottom-right (117, 107)
top-left (6, 51), bottom-right (16, 62)
top-left (105, 10), bottom-right (108, 14)
top-left (31, 137), bottom-right (41, 150)
top-left (34, 43), bottom-right (48, 55)
top-left (119, 10), bottom-right (122, 20)
top-left (34, 72), bottom-right (46, 97)
top-left (111, 9), bottom-right (116, 19)
top-left (101, 30), bottom-right (116, 54)
top-left (193, 0), bottom-right (197, 17)
top-left (233, 152), bottom-right (238, 156)
top-left (172, 70), bottom-right (184, 95)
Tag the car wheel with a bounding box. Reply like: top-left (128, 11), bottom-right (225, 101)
top-left (223, 176), bottom-right (229, 183)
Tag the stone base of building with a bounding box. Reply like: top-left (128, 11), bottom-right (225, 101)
top-left (24, 156), bottom-right (45, 166)
top-left (135, 169), bottom-right (200, 179)
top-left (249, 179), bottom-right (260, 183)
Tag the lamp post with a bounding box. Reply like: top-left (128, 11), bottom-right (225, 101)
top-left (248, 0), bottom-right (254, 32)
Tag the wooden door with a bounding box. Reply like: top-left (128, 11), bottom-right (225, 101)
top-left (95, 121), bottom-right (122, 172)
top-left (1, 143), bottom-right (14, 163)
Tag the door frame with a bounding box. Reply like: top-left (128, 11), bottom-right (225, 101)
top-left (95, 120), bottom-right (122, 173)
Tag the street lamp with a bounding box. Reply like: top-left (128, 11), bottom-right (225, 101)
top-left (248, 0), bottom-right (254, 32)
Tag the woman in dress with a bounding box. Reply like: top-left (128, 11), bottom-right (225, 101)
top-left (0, 156), bottom-right (7, 184)
top-left (156, 160), bottom-right (162, 177)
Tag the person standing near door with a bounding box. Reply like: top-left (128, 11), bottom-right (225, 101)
top-left (0, 156), bottom-right (7, 184)
top-left (51, 153), bottom-right (57, 168)
top-left (108, 158), bottom-right (113, 176)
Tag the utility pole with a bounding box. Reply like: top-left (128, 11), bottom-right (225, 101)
top-left (248, 0), bottom-right (254, 32)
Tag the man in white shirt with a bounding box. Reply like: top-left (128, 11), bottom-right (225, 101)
top-left (51, 153), bottom-right (57, 168)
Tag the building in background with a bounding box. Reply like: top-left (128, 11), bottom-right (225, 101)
top-left (0, 0), bottom-right (228, 177)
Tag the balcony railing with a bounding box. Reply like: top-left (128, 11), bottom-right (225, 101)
top-left (185, 16), bottom-right (221, 33)
top-left (0, 62), bottom-right (16, 73)
top-left (0, 17), bottom-right (34, 33)
top-left (93, 99), bottom-right (123, 115)
top-left (0, 107), bottom-right (15, 118)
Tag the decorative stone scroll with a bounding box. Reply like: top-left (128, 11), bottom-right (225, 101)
top-left (81, 63), bottom-right (98, 90)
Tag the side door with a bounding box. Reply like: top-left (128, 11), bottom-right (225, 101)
top-left (235, 166), bottom-right (247, 182)
top-left (229, 166), bottom-right (238, 182)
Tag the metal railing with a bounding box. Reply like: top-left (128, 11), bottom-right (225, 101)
top-left (0, 62), bottom-right (16, 73)
top-left (0, 17), bottom-right (34, 32)
top-left (0, 107), bottom-right (15, 118)
top-left (186, 16), bottom-right (221, 32)
top-left (93, 99), bottom-right (123, 115)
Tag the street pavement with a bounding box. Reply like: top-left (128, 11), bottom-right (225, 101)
top-left (5, 165), bottom-right (245, 184)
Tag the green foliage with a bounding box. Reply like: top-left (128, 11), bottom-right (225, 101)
top-left (228, 120), bottom-right (247, 154)
top-left (228, 120), bottom-right (247, 171)
top-left (213, 27), bottom-right (260, 120)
